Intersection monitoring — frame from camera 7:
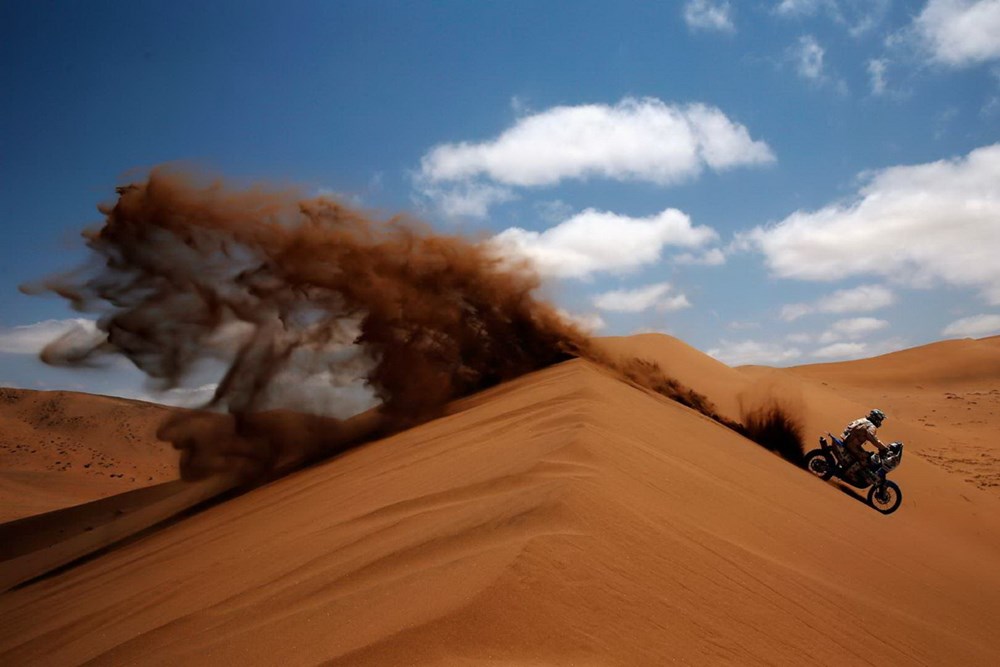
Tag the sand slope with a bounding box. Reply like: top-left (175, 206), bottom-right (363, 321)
top-left (0, 388), bottom-right (179, 522)
top-left (780, 336), bottom-right (1000, 494)
top-left (597, 333), bottom-right (753, 423)
top-left (2, 355), bottom-right (999, 665)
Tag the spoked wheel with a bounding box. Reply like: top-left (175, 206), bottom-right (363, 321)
top-left (804, 448), bottom-right (835, 481)
top-left (868, 481), bottom-right (903, 514)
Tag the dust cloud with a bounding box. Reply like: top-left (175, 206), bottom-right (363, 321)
top-left (738, 386), bottom-right (807, 465)
top-left (25, 168), bottom-right (804, 480)
top-left (25, 169), bottom-right (587, 479)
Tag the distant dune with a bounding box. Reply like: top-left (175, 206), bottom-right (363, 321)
top-left (0, 388), bottom-right (179, 522)
top-left (1, 335), bottom-right (999, 664)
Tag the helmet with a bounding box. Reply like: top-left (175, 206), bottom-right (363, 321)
top-left (868, 409), bottom-right (886, 427)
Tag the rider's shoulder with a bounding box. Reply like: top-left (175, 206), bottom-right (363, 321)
top-left (847, 417), bottom-right (875, 431)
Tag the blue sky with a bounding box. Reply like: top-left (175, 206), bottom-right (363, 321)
top-left (1, 0), bottom-right (999, 401)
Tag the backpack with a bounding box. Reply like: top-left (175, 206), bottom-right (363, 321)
top-left (843, 418), bottom-right (873, 443)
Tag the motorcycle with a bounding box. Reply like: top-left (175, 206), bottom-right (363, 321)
top-left (804, 435), bottom-right (904, 514)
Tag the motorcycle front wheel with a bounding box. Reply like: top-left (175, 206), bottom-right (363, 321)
top-left (868, 481), bottom-right (902, 514)
top-left (804, 448), bottom-right (834, 481)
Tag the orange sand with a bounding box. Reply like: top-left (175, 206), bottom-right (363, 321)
top-left (1, 334), bottom-right (999, 664)
top-left (0, 388), bottom-right (179, 522)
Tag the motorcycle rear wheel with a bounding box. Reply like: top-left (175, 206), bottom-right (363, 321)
top-left (868, 481), bottom-right (902, 514)
top-left (804, 448), bottom-right (834, 481)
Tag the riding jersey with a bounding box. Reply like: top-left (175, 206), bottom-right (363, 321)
top-left (842, 418), bottom-right (885, 451)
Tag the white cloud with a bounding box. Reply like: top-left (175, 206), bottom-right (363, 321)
top-left (773, 0), bottom-right (891, 35)
top-left (746, 143), bottom-right (1000, 304)
top-left (774, 0), bottom-right (823, 15)
top-left (557, 309), bottom-right (607, 333)
top-left (833, 316), bottom-right (889, 337)
top-left (868, 58), bottom-right (888, 95)
top-left (684, 0), bottom-right (736, 33)
top-left (0, 318), bottom-right (101, 355)
top-left (812, 341), bottom-right (869, 359)
top-left (416, 181), bottom-right (516, 219)
top-left (491, 207), bottom-right (717, 279)
top-left (593, 282), bottom-right (691, 313)
top-left (818, 317), bottom-right (889, 343)
top-left (417, 97), bottom-right (775, 216)
top-left (674, 247), bottom-right (727, 266)
top-left (942, 313), bottom-right (1000, 337)
top-left (793, 35), bottom-right (826, 80)
top-left (809, 336), bottom-right (907, 360)
top-left (659, 294), bottom-right (693, 311)
top-left (844, 0), bottom-right (891, 36)
top-left (707, 340), bottom-right (803, 366)
top-left (914, 0), bottom-right (1000, 67)
top-left (781, 285), bottom-right (895, 321)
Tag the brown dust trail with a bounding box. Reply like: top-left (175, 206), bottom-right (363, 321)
top-left (25, 170), bottom-right (588, 480)
top-left (25, 168), bottom-right (803, 481)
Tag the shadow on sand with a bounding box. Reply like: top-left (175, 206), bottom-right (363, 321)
top-left (831, 480), bottom-right (872, 509)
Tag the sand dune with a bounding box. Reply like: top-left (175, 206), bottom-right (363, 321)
top-left (597, 333), bottom-right (753, 423)
top-left (0, 388), bottom-right (180, 522)
top-left (787, 335), bottom-right (1000, 389)
top-left (777, 336), bottom-right (1000, 495)
top-left (2, 336), bottom-right (1000, 664)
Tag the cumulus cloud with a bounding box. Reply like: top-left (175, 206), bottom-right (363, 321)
top-left (707, 339), bottom-right (803, 366)
top-left (684, 0), bottom-right (735, 33)
top-left (746, 143), bottom-right (1000, 304)
top-left (592, 282), bottom-right (691, 313)
top-left (557, 309), bottom-right (607, 333)
top-left (0, 318), bottom-right (101, 355)
top-left (942, 313), bottom-right (1000, 337)
top-left (781, 285), bottom-right (895, 321)
top-left (417, 98), bottom-right (774, 216)
top-left (491, 207), bottom-right (717, 279)
top-left (421, 98), bottom-right (774, 186)
top-left (914, 0), bottom-right (1000, 67)
top-left (818, 317), bottom-right (889, 343)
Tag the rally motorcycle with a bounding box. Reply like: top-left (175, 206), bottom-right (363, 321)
top-left (804, 435), bottom-right (904, 514)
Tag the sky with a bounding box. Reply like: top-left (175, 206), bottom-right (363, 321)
top-left (1, 0), bottom-right (999, 402)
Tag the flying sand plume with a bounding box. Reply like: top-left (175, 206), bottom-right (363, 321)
top-left (25, 169), bottom-right (802, 480)
top-left (25, 170), bottom-right (588, 478)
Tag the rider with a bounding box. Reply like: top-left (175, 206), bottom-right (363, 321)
top-left (841, 409), bottom-right (890, 476)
